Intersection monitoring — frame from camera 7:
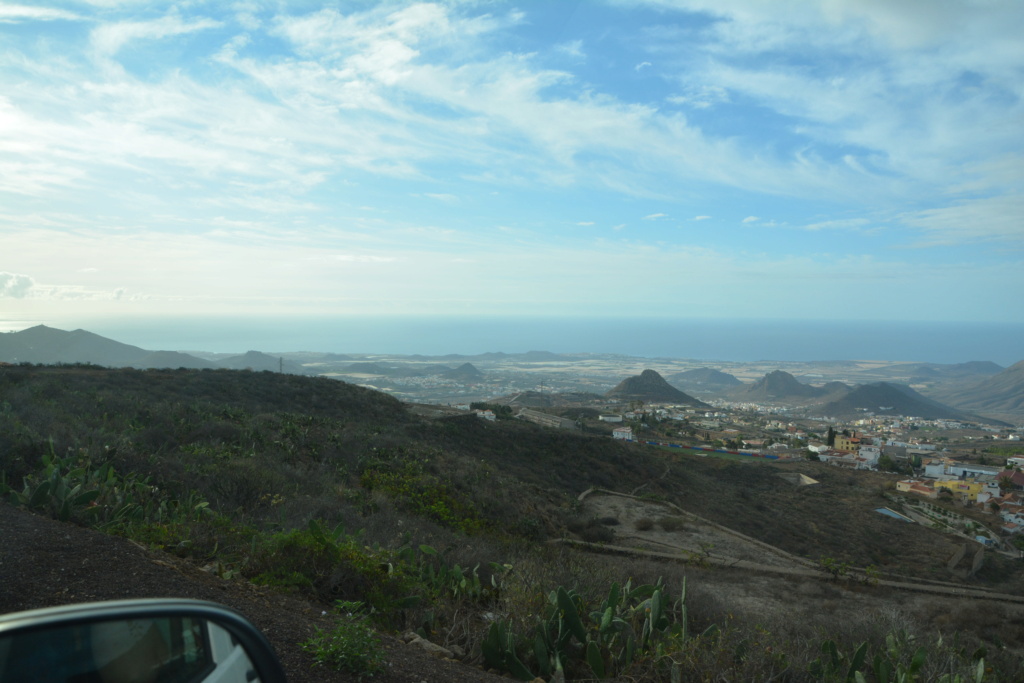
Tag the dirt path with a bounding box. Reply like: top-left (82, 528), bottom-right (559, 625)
top-left (575, 489), bottom-right (1024, 604)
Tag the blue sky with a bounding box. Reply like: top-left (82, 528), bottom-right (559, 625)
top-left (1, 0), bottom-right (1022, 331)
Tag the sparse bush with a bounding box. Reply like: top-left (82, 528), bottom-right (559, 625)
top-left (660, 516), bottom-right (686, 532)
top-left (245, 520), bottom-right (415, 622)
top-left (635, 517), bottom-right (654, 531)
top-left (580, 524), bottom-right (615, 543)
top-left (302, 601), bottom-right (387, 678)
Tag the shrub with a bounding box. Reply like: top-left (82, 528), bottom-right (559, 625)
top-left (360, 457), bottom-right (485, 534)
top-left (302, 601), bottom-right (387, 678)
top-left (245, 520), bottom-right (416, 622)
top-left (635, 517), bottom-right (655, 531)
top-left (659, 516), bottom-right (686, 532)
top-left (580, 524), bottom-right (615, 543)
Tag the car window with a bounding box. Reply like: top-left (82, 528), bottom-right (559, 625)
top-left (0, 616), bottom-right (214, 683)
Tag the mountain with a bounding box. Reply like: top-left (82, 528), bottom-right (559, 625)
top-left (818, 382), bottom-right (984, 422)
top-left (929, 360), bottom-right (1024, 417)
top-left (819, 381), bottom-right (851, 399)
top-left (737, 370), bottom-right (824, 400)
top-left (872, 361), bottom-right (1004, 381)
top-left (666, 368), bottom-right (743, 393)
top-left (133, 351), bottom-right (217, 370)
top-left (441, 362), bottom-right (484, 382)
top-left (0, 325), bottom-right (212, 369)
top-left (605, 369), bottom-right (707, 405)
top-left (215, 350), bottom-right (309, 375)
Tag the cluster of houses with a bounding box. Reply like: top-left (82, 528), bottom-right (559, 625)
top-left (806, 432), bottom-right (943, 470)
top-left (896, 457), bottom-right (1024, 536)
top-left (739, 424), bottom-right (1024, 539)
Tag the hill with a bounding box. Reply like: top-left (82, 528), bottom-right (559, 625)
top-left (2, 366), bottom-right (1022, 681)
top-left (666, 367), bottom-right (742, 393)
top-left (606, 369), bottom-right (706, 405)
top-left (0, 325), bottom-right (213, 369)
top-left (925, 360), bottom-right (1024, 419)
top-left (818, 382), bottom-right (982, 421)
top-left (216, 350), bottom-right (310, 375)
top-left (441, 362), bottom-right (484, 381)
top-left (736, 370), bottom-right (824, 400)
top-left (819, 380), bottom-right (850, 393)
top-left (874, 361), bottom-right (1004, 381)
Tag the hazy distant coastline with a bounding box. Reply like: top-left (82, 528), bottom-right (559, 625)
top-left (35, 316), bottom-right (1024, 366)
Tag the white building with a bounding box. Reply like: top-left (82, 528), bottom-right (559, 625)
top-left (859, 445), bottom-right (882, 464)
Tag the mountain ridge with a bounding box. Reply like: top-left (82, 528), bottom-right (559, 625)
top-left (818, 381), bottom-right (998, 423)
top-left (606, 369), bottom-right (707, 406)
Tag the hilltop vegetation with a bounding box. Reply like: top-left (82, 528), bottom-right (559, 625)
top-left (2, 365), bottom-right (1023, 681)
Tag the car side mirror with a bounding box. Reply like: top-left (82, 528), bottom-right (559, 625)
top-left (0, 598), bottom-right (287, 682)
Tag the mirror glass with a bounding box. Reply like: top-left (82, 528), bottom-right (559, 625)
top-left (0, 615), bottom-right (259, 683)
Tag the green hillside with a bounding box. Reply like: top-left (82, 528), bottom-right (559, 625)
top-left (2, 365), bottom-right (1021, 681)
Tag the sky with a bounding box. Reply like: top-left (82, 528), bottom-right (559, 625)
top-left (1, 0), bottom-right (1023, 335)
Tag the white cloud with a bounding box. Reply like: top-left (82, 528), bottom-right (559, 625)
top-left (423, 193), bottom-right (458, 203)
top-left (899, 194), bottom-right (1024, 244)
top-left (1, 0), bottom-right (1022, 331)
top-left (0, 5), bottom-right (81, 22)
top-left (635, 61), bottom-right (651, 71)
top-left (618, 0), bottom-right (1024, 241)
top-left (0, 269), bottom-right (134, 302)
top-left (0, 272), bottom-right (34, 298)
top-left (2, 0), bottom-right (945, 242)
top-left (91, 15), bottom-right (222, 56)
top-left (324, 254), bottom-right (399, 263)
top-left (4, 216), bottom-right (1020, 320)
top-left (558, 40), bottom-right (585, 59)
top-left (666, 85), bottom-right (729, 110)
top-left (803, 218), bottom-right (871, 231)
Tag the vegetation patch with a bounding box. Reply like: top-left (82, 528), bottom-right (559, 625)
top-left (302, 600), bottom-right (387, 679)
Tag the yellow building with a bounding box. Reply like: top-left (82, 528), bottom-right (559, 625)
top-left (934, 478), bottom-right (984, 502)
top-left (833, 435), bottom-right (860, 452)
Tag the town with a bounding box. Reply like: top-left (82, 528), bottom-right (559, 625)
top-left (360, 357), bottom-right (1024, 558)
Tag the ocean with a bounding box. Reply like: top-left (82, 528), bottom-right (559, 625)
top-left (68, 316), bottom-right (1024, 366)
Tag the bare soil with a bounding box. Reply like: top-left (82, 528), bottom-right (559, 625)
top-left (580, 489), bottom-right (811, 570)
top-left (5, 497), bottom-right (1024, 682)
top-left (578, 489), bottom-right (1024, 600)
top-left (0, 503), bottom-right (508, 683)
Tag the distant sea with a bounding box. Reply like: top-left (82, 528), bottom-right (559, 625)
top-left (63, 316), bottom-right (1024, 366)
